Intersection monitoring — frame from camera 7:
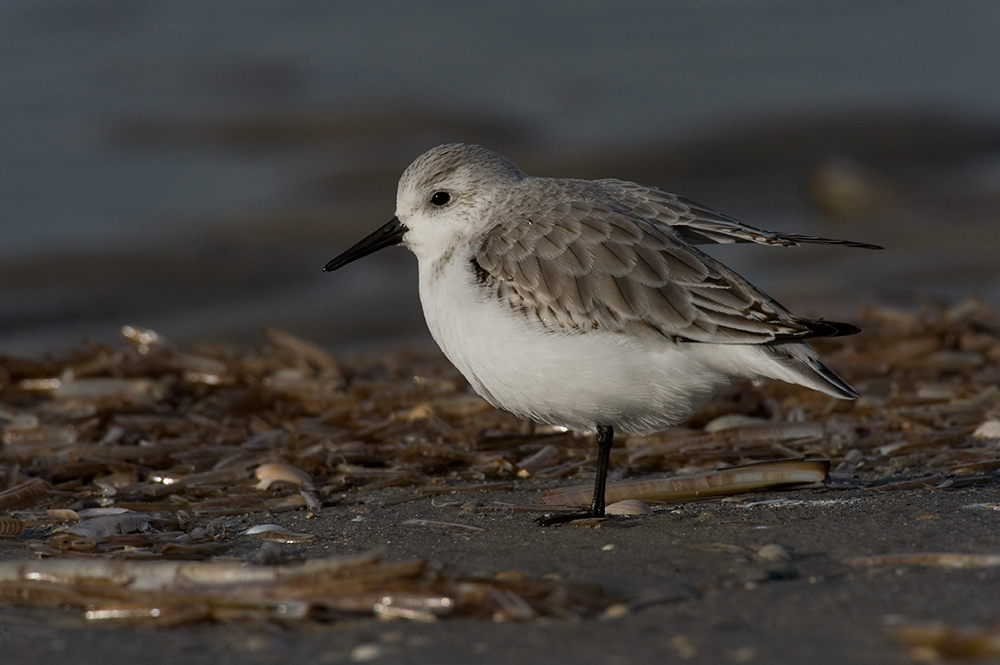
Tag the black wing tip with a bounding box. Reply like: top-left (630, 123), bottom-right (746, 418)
top-left (840, 240), bottom-right (884, 250)
top-left (798, 318), bottom-right (862, 339)
top-left (778, 233), bottom-right (884, 250)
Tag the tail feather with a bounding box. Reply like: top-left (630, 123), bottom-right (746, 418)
top-left (765, 341), bottom-right (858, 400)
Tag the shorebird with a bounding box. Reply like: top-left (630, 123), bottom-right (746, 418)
top-left (325, 143), bottom-right (879, 520)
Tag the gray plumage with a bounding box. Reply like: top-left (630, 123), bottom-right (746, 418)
top-left (464, 159), bottom-right (869, 346)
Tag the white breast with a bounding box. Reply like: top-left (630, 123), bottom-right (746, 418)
top-left (417, 257), bottom-right (747, 434)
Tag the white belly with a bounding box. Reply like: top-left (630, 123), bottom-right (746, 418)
top-left (418, 259), bottom-right (745, 434)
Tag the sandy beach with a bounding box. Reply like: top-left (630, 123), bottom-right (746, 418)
top-left (1, 300), bottom-right (999, 663)
top-left (3, 4), bottom-right (1000, 663)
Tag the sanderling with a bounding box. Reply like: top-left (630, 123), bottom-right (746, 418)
top-left (325, 143), bottom-right (880, 521)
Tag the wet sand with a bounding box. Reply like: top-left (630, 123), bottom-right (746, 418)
top-left (2, 487), bottom-right (999, 664)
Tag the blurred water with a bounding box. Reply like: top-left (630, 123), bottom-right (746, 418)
top-left (2, 1), bottom-right (1000, 354)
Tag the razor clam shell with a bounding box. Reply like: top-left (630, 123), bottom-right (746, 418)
top-left (542, 459), bottom-right (829, 507)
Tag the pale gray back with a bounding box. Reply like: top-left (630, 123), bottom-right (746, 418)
top-left (473, 176), bottom-right (859, 345)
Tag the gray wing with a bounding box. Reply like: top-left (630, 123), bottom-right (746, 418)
top-left (600, 179), bottom-right (882, 249)
top-left (474, 180), bottom-right (859, 345)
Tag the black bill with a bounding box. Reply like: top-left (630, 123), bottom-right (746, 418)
top-left (323, 217), bottom-right (407, 272)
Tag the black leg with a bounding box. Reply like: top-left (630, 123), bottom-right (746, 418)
top-left (536, 423), bottom-right (614, 526)
top-left (589, 424), bottom-right (614, 517)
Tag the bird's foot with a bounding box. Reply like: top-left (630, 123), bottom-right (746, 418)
top-left (534, 510), bottom-right (603, 527)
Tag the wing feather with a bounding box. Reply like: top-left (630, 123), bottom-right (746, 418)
top-left (473, 178), bottom-right (859, 343)
top-left (599, 179), bottom-right (883, 249)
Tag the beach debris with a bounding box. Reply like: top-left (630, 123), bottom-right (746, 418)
top-left (669, 634), bottom-right (699, 659)
top-left (0, 478), bottom-right (52, 512)
top-left (851, 552), bottom-right (1000, 568)
top-left (604, 500), bottom-right (654, 516)
top-left (0, 301), bottom-right (994, 622)
top-left (262, 327), bottom-right (344, 378)
top-left (121, 325), bottom-right (169, 354)
top-left (52, 377), bottom-right (166, 403)
top-left (255, 462), bottom-right (314, 490)
top-left (883, 616), bottom-right (1000, 660)
top-left (0, 552), bottom-right (615, 626)
top-left (972, 419), bottom-right (1000, 441)
top-left (0, 517), bottom-right (25, 537)
top-left (243, 524), bottom-right (316, 543)
top-left (754, 543), bottom-right (799, 580)
top-left (0, 305), bottom-right (995, 522)
top-left (516, 444), bottom-right (560, 477)
top-left (58, 511), bottom-right (152, 539)
top-left (46, 509), bottom-right (81, 523)
top-left (1, 301), bottom-right (995, 529)
top-left (807, 156), bottom-right (895, 218)
top-left (401, 519), bottom-right (486, 533)
top-left (349, 644), bottom-right (386, 662)
top-left (755, 543), bottom-right (794, 563)
top-left (0, 402), bottom-right (39, 430)
top-left (541, 459), bottom-right (829, 508)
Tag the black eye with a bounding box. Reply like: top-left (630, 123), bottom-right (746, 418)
top-left (430, 191), bottom-right (451, 206)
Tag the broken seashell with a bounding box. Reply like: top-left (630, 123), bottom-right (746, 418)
top-left (255, 462), bottom-right (313, 490)
top-left (604, 500), bottom-right (654, 516)
top-left (243, 524), bottom-right (316, 543)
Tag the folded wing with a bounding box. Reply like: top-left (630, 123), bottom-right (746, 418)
top-left (473, 179), bottom-right (867, 345)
